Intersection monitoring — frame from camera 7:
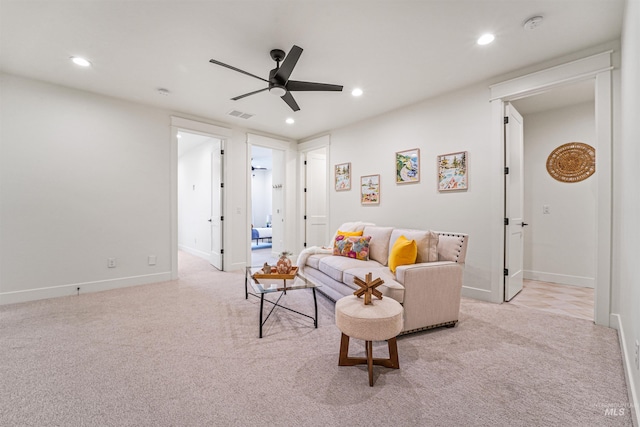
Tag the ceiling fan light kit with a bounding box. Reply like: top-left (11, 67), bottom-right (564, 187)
top-left (269, 85), bottom-right (287, 97)
top-left (209, 45), bottom-right (343, 112)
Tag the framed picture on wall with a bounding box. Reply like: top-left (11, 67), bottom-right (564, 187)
top-left (360, 174), bottom-right (380, 204)
top-left (335, 162), bottom-right (351, 191)
top-left (395, 148), bottom-right (420, 184)
top-left (438, 151), bottom-right (468, 191)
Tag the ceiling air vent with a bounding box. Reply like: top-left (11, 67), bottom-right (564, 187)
top-left (228, 110), bottom-right (254, 120)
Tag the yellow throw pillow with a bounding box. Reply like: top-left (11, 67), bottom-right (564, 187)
top-left (337, 230), bottom-right (364, 237)
top-left (389, 235), bottom-right (417, 273)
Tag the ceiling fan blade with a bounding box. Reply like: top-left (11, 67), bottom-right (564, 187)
top-left (281, 91), bottom-right (300, 112)
top-left (209, 59), bottom-right (269, 83)
top-left (286, 80), bottom-right (343, 92)
top-left (274, 45), bottom-right (303, 83)
top-left (231, 87), bottom-right (269, 101)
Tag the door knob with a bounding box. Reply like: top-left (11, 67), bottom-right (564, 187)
top-left (208, 219), bottom-right (212, 222)
top-left (522, 222), bottom-right (529, 227)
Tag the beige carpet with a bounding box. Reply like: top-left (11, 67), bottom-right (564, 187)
top-left (0, 252), bottom-right (632, 426)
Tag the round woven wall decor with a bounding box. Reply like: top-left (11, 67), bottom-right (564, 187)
top-left (546, 142), bottom-right (595, 183)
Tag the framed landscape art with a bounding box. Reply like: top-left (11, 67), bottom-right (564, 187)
top-left (396, 148), bottom-right (420, 184)
top-left (438, 151), bottom-right (468, 191)
top-left (334, 162), bottom-right (351, 191)
top-left (360, 174), bottom-right (380, 205)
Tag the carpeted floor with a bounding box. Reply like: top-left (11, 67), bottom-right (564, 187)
top-left (0, 252), bottom-right (632, 426)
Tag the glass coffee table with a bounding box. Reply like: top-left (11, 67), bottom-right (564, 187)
top-left (245, 266), bottom-right (320, 338)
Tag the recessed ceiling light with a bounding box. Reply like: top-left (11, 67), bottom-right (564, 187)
top-left (70, 56), bottom-right (91, 67)
top-left (286, 118), bottom-right (295, 124)
top-left (351, 88), bottom-right (363, 97)
top-left (477, 33), bottom-right (495, 45)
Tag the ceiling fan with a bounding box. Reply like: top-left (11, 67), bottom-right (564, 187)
top-left (209, 45), bottom-right (343, 112)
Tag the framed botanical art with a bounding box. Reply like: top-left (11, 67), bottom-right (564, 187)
top-left (334, 162), bottom-right (351, 191)
top-left (396, 148), bottom-right (420, 184)
top-left (438, 151), bottom-right (468, 191)
top-left (360, 174), bottom-right (380, 205)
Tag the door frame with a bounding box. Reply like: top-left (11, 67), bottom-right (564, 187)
top-left (170, 116), bottom-right (232, 278)
top-left (298, 135), bottom-right (331, 250)
top-left (489, 51), bottom-right (613, 326)
top-left (246, 133), bottom-right (298, 262)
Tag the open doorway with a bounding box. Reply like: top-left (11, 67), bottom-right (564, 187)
top-left (177, 131), bottom-right (223, 270)
top-left (507, 80), bottom-right (596, 320)
top-left (250, 145), bottom-right (277, 266)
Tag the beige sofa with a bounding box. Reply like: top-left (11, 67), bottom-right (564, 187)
top-left (299, 226), bottom-right (469, 335)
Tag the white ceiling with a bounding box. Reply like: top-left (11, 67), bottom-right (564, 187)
top-left (511, 79), bottom-right (596, 115)
top-left (0, 0), bottom-right (624, 140)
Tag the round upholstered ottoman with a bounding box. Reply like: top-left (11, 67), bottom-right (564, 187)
top-left (335, 295), bottom-right (404, 386)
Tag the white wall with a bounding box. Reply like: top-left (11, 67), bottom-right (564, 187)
top-left (0, 73), bottom-right (255, 302)
top-left (0, 74), bottom-right (172, 302)
top-left (522, 102), bottom-right (596, 287)
top-left (178, 139), bottom-right (216, 259)
top-left (251, 169), bottom-right (272, 228)
top-left (329, 84), bottom-right (493, 298)
top-left (614, 0), bottom-right (640, 420)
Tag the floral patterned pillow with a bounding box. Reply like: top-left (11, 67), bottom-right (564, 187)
top-left (333, 235), bottom-right (371, 261)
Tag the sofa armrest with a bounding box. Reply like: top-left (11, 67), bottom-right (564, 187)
top-left (395, 261), bottom-right (457, 284)
top-left (395, 261), bottom-right (464, 332)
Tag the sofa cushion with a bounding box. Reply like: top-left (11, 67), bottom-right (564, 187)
top-left (362, 226), bottom-right (394, 266)
top-left (388, 235), bottom-right (418, 273)
top-left (390, 229), bottom-right (439, 263)
top-left (318, 256), bottom-right (382, 282)
top-left (306, 253), bottom-right (331, 270)
top-left (333, 235), bottom-right (371, 260)
top-left (343, 267), bottom-right (405, 303)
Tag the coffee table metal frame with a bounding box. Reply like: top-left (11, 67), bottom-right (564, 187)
top-left (245, 266), bottom-right (319, 338)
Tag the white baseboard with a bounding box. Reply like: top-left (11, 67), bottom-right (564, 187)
top-left (610, 313), bottom-right (640, 426)
top-left (178, 244), bottom-right (210, 261)
top-left (524, 270), bottom-right (594, 288)
top-left (0, 272), bottom-right (172, 306)
top-left (462, 285), bottom-right (494, 302)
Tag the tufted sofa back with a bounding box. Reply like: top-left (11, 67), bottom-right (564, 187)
top-left (435, 232), bottom-right (469, 264)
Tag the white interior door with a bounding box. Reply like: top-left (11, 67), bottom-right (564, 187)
top-left (505, 103), bottom-right (525, 301)
top-left (305, 148), bottom-right (328, 247)
top-left (271, 149), bottom-right (285, 255)
top-left (209, 140), bottom-right (223, 270)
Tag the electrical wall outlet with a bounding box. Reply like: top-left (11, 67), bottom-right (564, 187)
top-left (635, 340), bottom-right (639, 370)
top-left (107, 258), bottom-right (116, 268)
top-left (542, 205), bottom-right (551, 214)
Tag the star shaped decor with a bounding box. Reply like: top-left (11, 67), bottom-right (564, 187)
top-left (353, 272), bottom-right (384, 305)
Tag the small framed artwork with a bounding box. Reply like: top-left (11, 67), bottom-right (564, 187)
top-left (360, 174), bottom-right (380, 205)
top-left (396, 148), bottom-right (420, 184)
top-left (438, 151), bottom-right (468, 191)
top-left (335, 162), bottom-right (351, 191)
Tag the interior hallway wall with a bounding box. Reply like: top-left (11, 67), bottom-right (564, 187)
top-left (0, 73), bottom-right (254, 303)
top-left (522, 101), bottom-right (597, 288)
top-left (613, 0), bottom-right (640, 419)
top-left (0, 73), bottom-right (172, 301)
